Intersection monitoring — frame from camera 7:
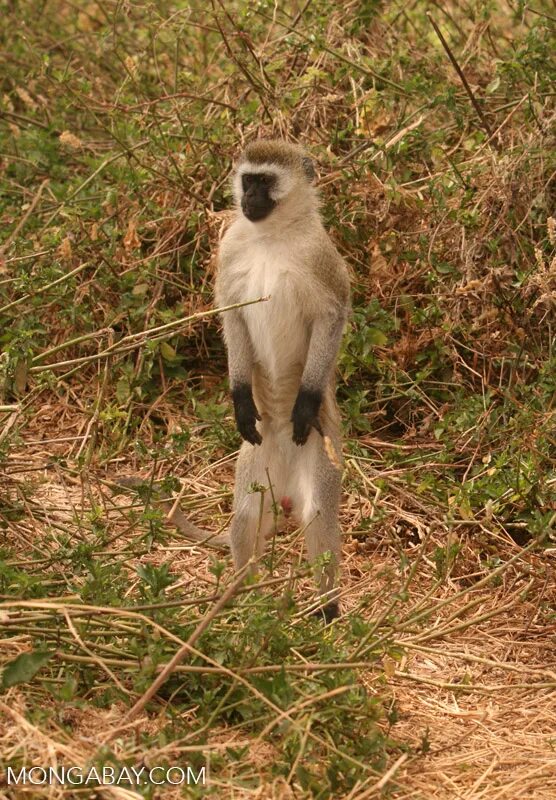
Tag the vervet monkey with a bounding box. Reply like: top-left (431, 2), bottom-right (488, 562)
top-left (118, 140), bottom-right (349, 621)
top-left (215, 139), bottom-right (350, 621)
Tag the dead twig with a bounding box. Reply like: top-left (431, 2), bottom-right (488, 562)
top-left (427, 12), bottom-right (495, 143)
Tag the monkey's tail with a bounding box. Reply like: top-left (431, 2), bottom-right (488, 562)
top-left (114, 476), bottom-right (230, 552)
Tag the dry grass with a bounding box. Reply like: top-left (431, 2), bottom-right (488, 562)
top-left (2, 405), bottom-right (556, 798)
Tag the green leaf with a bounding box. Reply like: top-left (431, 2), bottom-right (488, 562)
top-left (367, 328), bottom-right (388, 346)
top-left (435, 262), bottom-right (455, 274)
top-left (159, 342), bottom-right (177, 362)
top-left (115, 376), bottom-right (130, 404)
top-left (486, 76), bottom-right (500, 94)
top-left (2, 649), bottom-right (53, 689)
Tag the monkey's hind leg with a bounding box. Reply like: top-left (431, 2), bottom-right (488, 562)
top-left (292, 437), bottom-right (342, 623)
top-left (229, 440), bottom-right (282, 572)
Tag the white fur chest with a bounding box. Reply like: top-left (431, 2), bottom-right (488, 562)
top-left (235, 243), bottom-right (308, 378)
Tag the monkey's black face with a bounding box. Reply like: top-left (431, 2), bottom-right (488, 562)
top-left (241, 173), bottom-right (276, 221)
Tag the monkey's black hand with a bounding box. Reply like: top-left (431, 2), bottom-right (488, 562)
top-left (232, 384), bottom-right (262, 445)
top-left (291, 388), bottom-right (323, 445)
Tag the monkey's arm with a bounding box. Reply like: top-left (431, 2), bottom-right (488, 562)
top-left (291, 309), bottom-right (346, 445)
top-left (221, 310), bottom-right (262, 446)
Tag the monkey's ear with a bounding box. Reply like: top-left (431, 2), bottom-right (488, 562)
top-left (302, 156), bottom-right (316, 182)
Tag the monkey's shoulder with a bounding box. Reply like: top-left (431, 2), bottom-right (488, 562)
top-left (307, 234), bottom-right (350, 308)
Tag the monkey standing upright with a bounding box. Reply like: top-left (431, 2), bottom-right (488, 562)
top-left (215, 140), bottom-right (350, 621)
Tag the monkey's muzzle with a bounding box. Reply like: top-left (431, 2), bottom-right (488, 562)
top-left (241, 201), bottom-right (275, 221)
top-left (241, 191), bottom-right (276, 222)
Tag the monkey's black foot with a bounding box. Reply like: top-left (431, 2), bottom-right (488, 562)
top-left (312, 601), bottom-right (339, 625)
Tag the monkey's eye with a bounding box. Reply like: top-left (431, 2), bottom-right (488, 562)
top-left (241, 173), bottom-right (275, 193)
